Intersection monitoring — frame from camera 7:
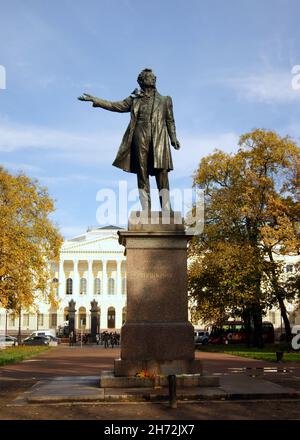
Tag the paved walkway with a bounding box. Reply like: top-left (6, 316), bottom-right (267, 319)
top-left (1, 346), bottom-right (300, 418)
top-left (0, 345), bottom-right (299, 380)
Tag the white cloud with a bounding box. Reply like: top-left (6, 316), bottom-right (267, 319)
top-left (173, 132), bottom-right (240, 178)
top-left (0, 121), bottom-right (122, 164)
top-left (0, 120), bottom-right (241, 181)
top-left (1, 161), bottom-right (41, 173)
top-left (225, 71), bottom-right (300, 103)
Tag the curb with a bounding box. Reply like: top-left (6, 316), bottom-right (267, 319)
top-left (26, 390), bottom-right (300, 404)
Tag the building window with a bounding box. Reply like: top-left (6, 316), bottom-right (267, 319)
top-left (78, 307), bottom-right (86, 327)
top-left (107, 307), bottom-right (115, 328)
top-left (38, 313), bottom-right (44, 327)
top-left (286, 265), bottom-right (294, 273)
top-left (52, 278), bottom-right (59, 295)
top-left (94, 278), bottom-right (101, 295)
top-left (66, 278), bottom-right (73, 295)
top-left (122, 278), bottom-right (126, 295)
top-left (108, 278), bottom-right (115, 295)
top-left (8, 314), bottom-right (15, 327)
top-left (23, 314), bottom-right (29, 327)
top-left (80, 278), bottom-right (87, 295)
top-left (50, 313), bottom-right (57, 328)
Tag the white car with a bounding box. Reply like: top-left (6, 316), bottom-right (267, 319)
top-left (194, 330), bottom-right (210, 346)
top-left (0, 335), bottom-right (18, 348)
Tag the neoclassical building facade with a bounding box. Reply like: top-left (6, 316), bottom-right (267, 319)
top-left (55, 225), bottom-right (127, 331)
top-left (0, 226), bottom-right (127, 335)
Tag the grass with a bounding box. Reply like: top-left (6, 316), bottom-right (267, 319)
top-left (198, 343), bottom-right (300, 362)
top-left (0, 346), bottom-right (51, 366)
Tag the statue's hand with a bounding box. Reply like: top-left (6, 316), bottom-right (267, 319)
top-left (78, 93), bottom-right (95, 102)
top-left (172, 140), bottom-right (181, 150)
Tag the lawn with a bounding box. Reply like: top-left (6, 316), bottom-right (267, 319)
top-left (198, 344), bottom-right (300, 362)
top-left (0, 346), bottom-right (50, 366)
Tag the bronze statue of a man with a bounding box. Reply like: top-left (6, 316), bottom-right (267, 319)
top-left (78, 68), bottom-right (180, 211)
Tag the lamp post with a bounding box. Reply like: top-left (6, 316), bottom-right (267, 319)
top-left (17, 306), bottom-right (22, 345)
top-left (5, 310), bottom-right (8, 336)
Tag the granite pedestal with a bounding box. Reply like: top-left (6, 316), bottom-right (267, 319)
top-left (114, 211), bottom-right (202, 377)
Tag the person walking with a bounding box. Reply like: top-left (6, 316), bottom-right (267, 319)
top-left (69, 330), bottom-right (74, 347)
top-left (104, 332), bottom-right (109, 349)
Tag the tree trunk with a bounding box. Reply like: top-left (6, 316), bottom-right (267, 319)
top-left (277, 294), bottom-right (292, 342)
top-left (267, 249), bottom-right (292, 342)
top-left (17, 306), bottom-right (22, 345)
top-left (242, 308), bottom-right (252, 347)
top-left (252, 305), bottom-right (264, 348)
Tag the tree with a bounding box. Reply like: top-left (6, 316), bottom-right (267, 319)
top-left (0, 167), bottom-right (63, 312)
top-left (189, 129), bottom-right (300, 345)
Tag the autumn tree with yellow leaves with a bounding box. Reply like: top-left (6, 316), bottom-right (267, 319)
top-left (0, 167), bottom-right (63, 313)
top-left (189, 129), bottom-right (300, 346)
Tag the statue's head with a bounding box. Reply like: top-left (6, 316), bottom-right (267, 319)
top-left (137, 68), bottom-right (156, 89)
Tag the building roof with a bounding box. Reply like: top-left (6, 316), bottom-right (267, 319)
top-left (87, 225), bottom-right (124, 232)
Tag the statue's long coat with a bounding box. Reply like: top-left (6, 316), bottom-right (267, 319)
top-left (92, 91), bottom-right (177, 175)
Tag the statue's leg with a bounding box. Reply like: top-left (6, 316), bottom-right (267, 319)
top-left (155, 170), bottom-right (172, 211)
top-left (136, 149), bottom-right (151, 212)
top-left (133, 124), bottom-right (151, 212)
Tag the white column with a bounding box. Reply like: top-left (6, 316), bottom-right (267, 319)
top-left (100, 306), bottom-right (107, 330)
top-left (115, 307), bottom-right (123, 329)
top-left (73, 259), bottom-right (79, 296)
top-left (88, 260), bottom-right (94, 296)
top-left (102, 259), bottom-right (108, 296)
top-left (116, 260), bottom-right (122, 295)
top-left (58, 259), bottom-right (65, 297)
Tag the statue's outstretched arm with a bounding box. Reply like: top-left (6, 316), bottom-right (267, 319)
top-left (78, 93), bottom-right (132, 113)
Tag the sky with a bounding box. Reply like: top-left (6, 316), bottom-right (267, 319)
top-left (0, 0), bottom-right (299, 238)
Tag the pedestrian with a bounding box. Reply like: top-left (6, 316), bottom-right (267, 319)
top-left (69, 330), bottom-right (74, 347)
top-left (104, 332), bottom-right (109, 349)
top-left (110, 333), bottom-right (115, 348)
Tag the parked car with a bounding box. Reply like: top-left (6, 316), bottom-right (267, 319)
top-left (22, 336), bottom-right (50, 346)
top-left (44, 335), bottom-right (61, 346)
top-left (194, 330), bottom-right (210, 347)
top-left (30, 329), bottom-right (56, 338)
top-left (0, 335), bottom-right (18, 348)
top-left (46, 335), bottom-right (61, 344)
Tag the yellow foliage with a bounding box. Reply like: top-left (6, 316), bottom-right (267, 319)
top-left (0, 167), bottom-right (63, 311)
top-left (189, 129), bottom-right (300, 323)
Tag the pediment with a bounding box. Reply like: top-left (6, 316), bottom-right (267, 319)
top-left (62, 235), bottom-right (124, 253)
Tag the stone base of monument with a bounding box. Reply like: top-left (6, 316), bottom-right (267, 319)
top-left (99, 370), bottom-right (219, 388)
top-left (99, 211), bottom-right (219, 391)
top-left (114, 357), bottom-right (203, 376)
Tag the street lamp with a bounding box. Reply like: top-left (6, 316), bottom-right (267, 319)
top-left (5, 310), bottom-right (8, 336)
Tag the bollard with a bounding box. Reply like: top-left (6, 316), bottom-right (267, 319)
top-left (168, 374), bottom-right (177, 409)
top-left (276, 351), bottom-right (284, 362)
